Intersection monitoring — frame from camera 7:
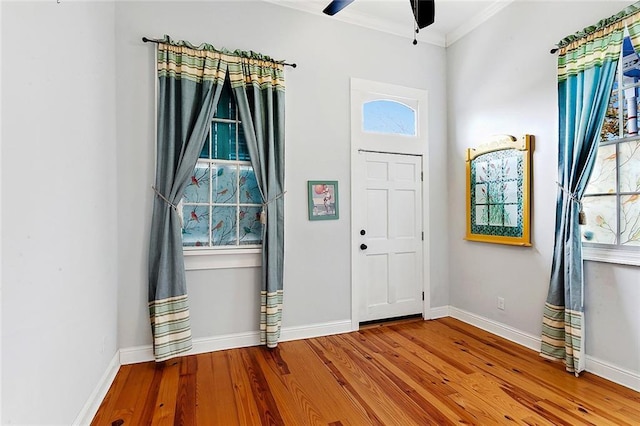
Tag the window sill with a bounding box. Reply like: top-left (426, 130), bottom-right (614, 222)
top-left (183, 248), bottom-right (262, 271)
top-left (582, 246), bottom-right (640, 267)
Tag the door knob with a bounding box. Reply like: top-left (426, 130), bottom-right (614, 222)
top-left (360, 229), bottom-right (366, 235)
top-left (360, 244), bottom-right (368, 250)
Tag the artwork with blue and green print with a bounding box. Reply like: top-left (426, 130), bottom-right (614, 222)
top-left (470, 149), bottom-right (524, 237)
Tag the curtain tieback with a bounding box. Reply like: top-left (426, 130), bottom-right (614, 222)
top-left (556, 182), bottom-right (587, 225)
top-left (260, 190), bottom-right (287, 224)
top-left (152, 186), bottom-right (177, 210)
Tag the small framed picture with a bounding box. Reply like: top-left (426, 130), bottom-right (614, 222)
top-left (308, 181), bottom-right (339, 220)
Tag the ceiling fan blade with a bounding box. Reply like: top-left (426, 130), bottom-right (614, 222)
top-left (323, 0), bottom-right (355, 16)
top-left (410, 0), bottom-right (435, 29)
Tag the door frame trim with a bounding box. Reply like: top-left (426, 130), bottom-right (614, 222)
top-left (350, 78), bottom-right (431, 331)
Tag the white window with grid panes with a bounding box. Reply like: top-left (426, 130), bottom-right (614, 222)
top-left (180, 81), bottom-right (263, 269)
top-left (582, 34), bottom-right (640, 266)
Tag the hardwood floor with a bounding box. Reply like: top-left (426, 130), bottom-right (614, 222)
top-left (92, 318), bottom-right (640, 425)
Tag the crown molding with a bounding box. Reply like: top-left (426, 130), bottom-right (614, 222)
top-left (263, 0), bottom-right (445, 46)
top-left (263, 0), bottom-right (515, 48)
top-left (445, 0), bottom-right (515, 47)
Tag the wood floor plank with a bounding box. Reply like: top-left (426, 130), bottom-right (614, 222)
top-left (421, 320), bottom-right (638, 425)
top-left (447, 390), bottom-right (528, 425)
top-left (174, 355), bottom-right (197, 425)
top-left (342, 331), bottom-right (475, 424)
top-left (91, 318), bottom-right (640, 426)
top-left (248, 345), bottom-right (319, 425)
top-left (227, 347), bottom-right (264, 425)
top-left (90, 363), bottom-right (132, 426)
top-left (137, 361), bottom-right (165, 424)
top-left (323, 334), bottom-right (442, 425)
top-left (360, 330), bottom-right (498, 424)
top-left (149, 359), bottom-right (180, 426)
top-left (265, 341), bottom-right (373, 425)
top-left (306, 338), bottom-right (386, 425)
top-left (313, 335), bottom-right (421, 425)
top-left (193, 353), bottom-right (217, 425)
top-left (241, 348), bottom-right (285, 425)
top-left (204, 350), bottom-right (242, 425)
top-left (106, 361), bottom-right (158, 425)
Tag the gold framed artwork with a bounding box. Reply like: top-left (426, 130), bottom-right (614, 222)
top-left (465, 134), bottom-right (533, 246)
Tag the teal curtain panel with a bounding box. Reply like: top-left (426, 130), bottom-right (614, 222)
top-left (148, 35), bottom-right (287, 360)
top-left (231, 56), bottom-right (286, 348)
top-left (542, 10), bottom-right (634, 375)
top-left (148, 37), bottom-right (227, 361)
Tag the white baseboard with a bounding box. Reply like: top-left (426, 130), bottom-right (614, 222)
top-left (72, 351), bottom-right (120, 426)
top-left (449, 306), bottom-right (541, 352)
top-left (586, 355), bottom-right (640, 392)
top-left (280, 320), bottom-right (353, 342)
top-left (119, 320), bottom-right (353, 365)
top-left (119, 343), bottom-right (156, 365)
top-left (120, 330), bottom-right (261, 365)
top-left (429, 305), bottom-right (450, 319)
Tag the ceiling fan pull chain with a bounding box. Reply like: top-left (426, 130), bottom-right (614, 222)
top-left (412, 0), bottom-right (419, 45)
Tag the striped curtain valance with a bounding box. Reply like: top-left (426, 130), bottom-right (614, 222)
top-left (558, 22), bottom-right (625, 82)
top-left (557, 4), bottom-right (640, 82)
top-left (157, 45), bottom-right (228, 84)
top-left (155, 35), bottom-right (285, 90)
top-left (557, 1), bottom-right (640, 49)
top-left (228, 59), bottom-right (285, 91)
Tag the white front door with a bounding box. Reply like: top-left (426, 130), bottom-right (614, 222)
top-left (357, 151), bottom-right (423, 322)
top-left (350, 78), bottom-right (430, 328)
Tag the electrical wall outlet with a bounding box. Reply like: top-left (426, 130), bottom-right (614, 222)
top-left (497, 297), bottom-right (505, 310)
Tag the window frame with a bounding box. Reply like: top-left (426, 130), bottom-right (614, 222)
top-left (181, 81), bottom-right (263, 270)
top-left (582, 35), bottom-right (640, 267)
top-left (362, 99), bottom-right (418, 136)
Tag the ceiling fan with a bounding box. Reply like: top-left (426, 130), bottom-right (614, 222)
top-left (323, 0), bottom-right (435, 31)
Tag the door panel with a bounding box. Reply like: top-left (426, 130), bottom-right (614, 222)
top-left (358, 152), bottom-right (423, 322)
top-left (366, 254), bottom-right (390, 306)
top-left (366, 189), bottom-right (388, 238)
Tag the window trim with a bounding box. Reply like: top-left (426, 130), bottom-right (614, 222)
top-left (582, 245), bottom-right (640, 266)
top-left (184, 247), bottom-right (262, 271)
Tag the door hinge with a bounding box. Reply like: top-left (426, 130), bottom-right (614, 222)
top-left (421, 231), bottom-right (424, 241)
top-left (422, 291), bottom-right (425, 301)
top-left (421, 171), bottom-right (424, 181)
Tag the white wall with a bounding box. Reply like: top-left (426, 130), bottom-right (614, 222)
top-left (1, 1), bottom-right (118, 424)
top-left (114, 1), bottom-right (449, 349)
top-left (447, 1), bottom-right (640, 375)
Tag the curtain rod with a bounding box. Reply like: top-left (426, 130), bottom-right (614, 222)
top-left (142, 37), bottom-right (297, 68)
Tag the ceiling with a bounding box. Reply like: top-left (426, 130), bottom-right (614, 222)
top-left (264, 0), bottom-right (515, 47)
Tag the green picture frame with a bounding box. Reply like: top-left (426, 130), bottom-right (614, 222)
top-left (308, 181), bottom-right (339, 221)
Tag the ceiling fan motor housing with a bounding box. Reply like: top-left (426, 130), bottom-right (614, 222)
top-left (410, 0), bottom-right (435, 29)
